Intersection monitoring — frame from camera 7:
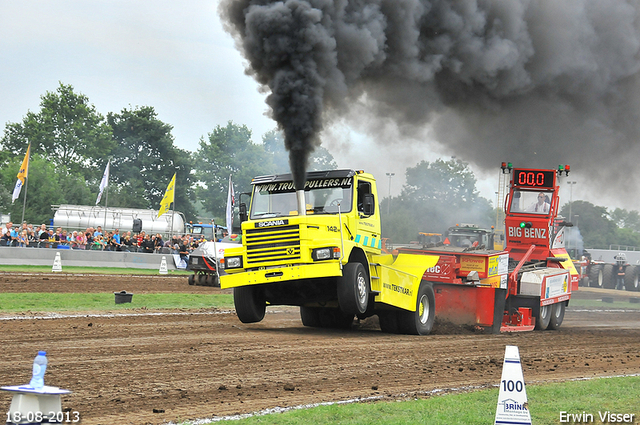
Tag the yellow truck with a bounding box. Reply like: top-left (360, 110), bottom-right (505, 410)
top-left (220, 169), bottom-right (516, 335)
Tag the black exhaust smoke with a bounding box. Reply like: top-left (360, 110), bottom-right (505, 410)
top-left (220, 1), bottom-right (640, 198)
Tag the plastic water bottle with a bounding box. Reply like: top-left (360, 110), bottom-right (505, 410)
top-left (29, 351), bottom-right (47, 390)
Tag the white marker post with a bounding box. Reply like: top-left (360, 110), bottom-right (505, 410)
top-left (52, 252), bottom-right (62, 273)
top-left (495, 345), bottom-right (531, 425)
top-left (159, 256), bottom-right (168, 275)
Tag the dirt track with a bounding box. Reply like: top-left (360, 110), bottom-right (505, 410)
top-left (1, 273), bottom-right (640, 425)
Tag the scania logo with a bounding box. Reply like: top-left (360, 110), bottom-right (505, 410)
top-left (256, 219), bottom-right (288, 228)
top-left (287, 248), bottom-right (294, 255)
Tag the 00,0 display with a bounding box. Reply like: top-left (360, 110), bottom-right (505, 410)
top-left (513, 170), bottom-right (554, 189)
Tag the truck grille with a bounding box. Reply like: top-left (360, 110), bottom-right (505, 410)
top-left (245, 225), bottom-right (301, 265)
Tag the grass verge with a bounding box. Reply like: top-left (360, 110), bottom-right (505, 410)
top-left (203, 376), bottom-right (640, 425)
top-left (0, 293), bottom-right (234, 312)
top-left (0, 265), bottom-right (191, 275)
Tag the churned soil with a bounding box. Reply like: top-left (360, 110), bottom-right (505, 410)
top-left (0, 273), bottom-right (639, 425)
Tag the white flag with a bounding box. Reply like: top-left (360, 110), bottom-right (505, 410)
top-left (226, 174), bottom-right (235, 233)
top-left (95, 160), bottom-right (110, 205)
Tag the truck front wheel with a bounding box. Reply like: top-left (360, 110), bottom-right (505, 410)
top-left (399, 281), bottom-right (435, 335)
top-left (338, 262), bottom-right (369, 315)
top-left (234, 286), bottom-right (266, 323)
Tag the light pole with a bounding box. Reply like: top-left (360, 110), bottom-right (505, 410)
top-left (386, 173), bottom-right (395, 215)
top-left (567, 181), bottom-right (577, 222)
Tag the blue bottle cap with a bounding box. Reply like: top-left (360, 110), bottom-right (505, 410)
top-left (38, 351), bottom-right (46, 355)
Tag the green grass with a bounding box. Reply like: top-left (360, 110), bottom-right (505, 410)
top-left (0, 265), bottom-right (191, 275)
top-left (569, 299), bottom-right (640, 309)
top-left (0, 292), bottom-right (234, 312)
top-left (203, 376), bottom-right (640, 425)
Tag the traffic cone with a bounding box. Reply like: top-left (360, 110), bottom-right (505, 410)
top-left (159, 256), bottom-right (168, 275)
top-left (52, 252), bottom-right (62, 273)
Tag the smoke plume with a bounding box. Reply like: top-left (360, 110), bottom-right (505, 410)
top-left (219, 0), bottom-right (640, 194)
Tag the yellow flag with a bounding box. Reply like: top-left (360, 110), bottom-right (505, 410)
top-left (157, 172), bottom-right (176, 218)
top-left (11, 144), bottom-right (31, 203)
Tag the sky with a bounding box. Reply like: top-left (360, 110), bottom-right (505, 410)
top-left (0, 1), bottom-right (625, 215)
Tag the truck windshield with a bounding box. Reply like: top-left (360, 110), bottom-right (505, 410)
top-left (250, 178), bottom-right (353, 219)
top-left (510, 191), bottom-right (552, 214)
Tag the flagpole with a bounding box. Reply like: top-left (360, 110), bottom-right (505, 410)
top-left (103, 181), bottom-right (108, 231)
top-left (20, 176), bottom-right (28, 224)
top-left (19, 144), bottom-right (31, 223)
top-left (171, 185), bottom-right (176, 238)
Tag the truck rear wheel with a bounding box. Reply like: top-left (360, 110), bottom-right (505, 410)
top-left (234, 286), bottom-right (266, 323)
top-left (589, 266), bottom-right (603, 288)
top-left (300, 307), bottom-right (353, 329)
top-left (535, 304), bottom-right (551, 330)
top-left (338, 262), bottom-right (369, 315)
top-left (602, 264), bottom-right (616, 289)
top-left (547, 302), bottom-right (565, 330)
top-left (624, 265), bottom-right (640, 292)
top-left (398, 282), bottom-right (435, 335)
top-left (378, 311), bottom-right (400, 334)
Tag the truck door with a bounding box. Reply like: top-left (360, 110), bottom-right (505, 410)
top-left (355, 180), bottom-right (381, 252)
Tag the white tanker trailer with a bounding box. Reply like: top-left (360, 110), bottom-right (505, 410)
top-left (52, 204), bottom-right (185, 236)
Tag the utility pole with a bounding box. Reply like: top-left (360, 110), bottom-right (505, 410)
top-left (386, 173), bottom-right (395, 215)
top-left (567, 181), bottom-right (577, 221)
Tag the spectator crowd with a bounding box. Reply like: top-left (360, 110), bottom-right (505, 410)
top-left (0, 221), bottom-right (206, 255)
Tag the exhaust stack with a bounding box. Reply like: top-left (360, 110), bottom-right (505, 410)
top-left (296, 190), bottom-right (306, 216)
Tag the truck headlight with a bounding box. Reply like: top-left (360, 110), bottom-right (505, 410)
top-left (312, 247), bottom-right (340, 261)
top-left (224, 256), bottom-right (243, 269)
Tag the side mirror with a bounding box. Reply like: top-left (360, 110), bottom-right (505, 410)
top-left (362, 194), bottom-right (375, 216)
top-left (239, 203), bottom-right (248, 223)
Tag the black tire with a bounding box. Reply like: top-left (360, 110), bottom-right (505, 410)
top-left (338, 262), bottom-right (369, 315)
top-left (398, 281), bottom-right (435, 335)
top-left (233, 286), bottom-right (266, 323)
top-left (301, 307), bottom-right (353, 329)
top-left (589, 266), bottom-right (604, 288)
top-left (187, 274), bottom-right (195, 286)
top-left (197, 274), bottom-right (207, 286)
top-left (535, 304), bottom-right (552, 330)
top-left (624, 265), bottom-right (640, 292)
top-left (206, 274), bottom-right (219, 287)
top-left (602, 264), bottom-right (616, 289)
top-left (378, 311), bottom-right (400, 334)
top-left (547, 302), bottom-right (565, 330)
top-left (300, 306), bottom-right (321, 327)
top-left (319, 308), bottom-right (354, 329)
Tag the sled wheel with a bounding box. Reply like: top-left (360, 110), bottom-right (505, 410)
top-left (233, 286), bottom-right (266, 323)
top-left (187, 275), bottom-right (195, 286)
top-left (535, 304), bottom-right (552, 330)
top-left (547, 302), bottom-right (565, 330)
top-left (398, 282), bottom-right (435, 335)
top-left (338, 262), bottom-right (369, 315)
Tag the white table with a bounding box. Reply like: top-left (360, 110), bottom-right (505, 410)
top-left (1, 385), bottom-right (71, 425)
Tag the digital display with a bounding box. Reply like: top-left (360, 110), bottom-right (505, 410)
top-left (512, 169), bottom-right (555, 189)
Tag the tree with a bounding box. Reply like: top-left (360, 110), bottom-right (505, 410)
top-left (382, 158), bottom-right (494, 243)
top-left (1, 82), bottom-right (114, 182)
top-left (263, 129), bottom-right (338, 173)
top-left (559, 201), bottom-right (618, 249)
top-left (107, 106), bottom-right (197, 220)
top-left (0, 155), bottom-right (93, 225)
top-left (195, 122), bottom-right (275, 219)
